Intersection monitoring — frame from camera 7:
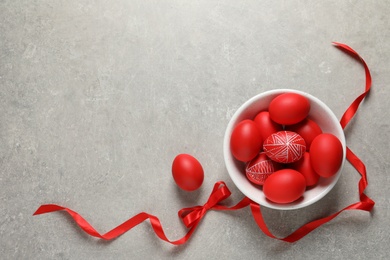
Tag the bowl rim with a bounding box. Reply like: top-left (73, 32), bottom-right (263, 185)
top-left (223, 89), bottom-right (346, 210)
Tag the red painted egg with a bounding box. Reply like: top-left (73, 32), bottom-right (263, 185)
top-left (263, 131), bottom-right (306, 163)
top-left (263, 169), bottom-right (306, 204)
top-left (287, 118), bottom-right (322, 150)
top-left (269, 93), bottom-right (310, 125)
top-left (245, 152), bottom-right (282, 185)
top-left (230, 119), bottom-right (263, 162)
top-left (310, 134), bottom-right (343, 178)
top-left (253, 111), bottom-right (283, 141)
top-left (290, 152), bottom-right (320, 186)
top-left (172, 154), bottom-right (204, 191)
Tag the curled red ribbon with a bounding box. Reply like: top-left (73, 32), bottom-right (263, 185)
top-left (247, 42), bottom-right (375, 242)
top-left (33, 182), bottom-right (251, 245)
top-left (33, 42), bottom-right (375, 244)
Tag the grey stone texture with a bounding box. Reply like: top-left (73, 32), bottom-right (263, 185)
top-left (1, 1), bottom-right (389, 259)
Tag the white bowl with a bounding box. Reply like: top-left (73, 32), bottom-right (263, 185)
top-left (223, 89), bottom-right (346, 210)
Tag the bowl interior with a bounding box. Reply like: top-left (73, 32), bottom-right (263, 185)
top-left (223, 89), bottom-right (346, 210)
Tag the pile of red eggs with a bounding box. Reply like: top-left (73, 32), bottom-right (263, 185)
top-left (230, 93), bottom-right (343, 204)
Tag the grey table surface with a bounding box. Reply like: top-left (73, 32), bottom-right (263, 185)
top-left (1, 1), bottom-right (389, 259)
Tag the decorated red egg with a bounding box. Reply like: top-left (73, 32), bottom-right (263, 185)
top-left (263, 169), bottom-right (306, 204)
top-left (172, 154), bottom-right (204, 191)
top-left (245, 152), bottom-right (282, 185)
top-left (287, 118), bottom-right (322, 150)
top-left (269, 93), bottom-right (310, 125)
top-left (253, 111), bottom-right (283, 141)
top-left (263, 131), bottom-right (306, 163)
top-left (290, 152), bottom-right (320, 186)
top-left (310, 134), bottom-right (343, 178)
top-left (230, 119), bottom-right (262, 162)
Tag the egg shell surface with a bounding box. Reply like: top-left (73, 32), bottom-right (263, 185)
top-left (230, 119), bottom-right (263, 162)
top-left (290, 152), bottom-right (320, 186)
top-left (310, 133), bottom-right (343, 178)
top-left (172, 154), bottom-right (204, 191)
top-left (245, 152), bottom-right (282, 185)
top-left (263, 169), bottom-right (306, 204)
top-left (253, 111), bottom-right (283, 141)
top-left (263, 131), bottom-right (306, 163)
top-left (287, 118), bottom-right (322, 150)
top-left (269, 93), bottom-right (310, 125)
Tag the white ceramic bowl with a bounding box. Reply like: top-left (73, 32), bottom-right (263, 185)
top-left (223, 89), bottom-right (346, 210)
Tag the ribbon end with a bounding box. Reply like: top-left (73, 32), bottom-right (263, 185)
top-left (33, 204), bottom-right (65, 216)
top-left (331, 42), bottom-right (345, 49)
top-left (33, 205), bottom-right (47, 216)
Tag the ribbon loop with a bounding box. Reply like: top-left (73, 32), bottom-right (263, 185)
top-left (178, 181), bottom-right (232, 228)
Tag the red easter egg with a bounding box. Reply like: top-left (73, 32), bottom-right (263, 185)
top-left (245, 152), bottom-right (282, 185)
top-left (310, 134), bottom-right (343, 178)
top-left (287, 118), bottom-right (322, 150)
top-left (269, 93), bottom-right (310, 125)
top-left (172, 154), bottom-right (204, 191)
top-left (290, 152), bottom-right (320, 186)
top-left (230, 119), bottom-right (263, 162)
top-left (263, 131), bottom-right (306, 163)
top-left (263, 169), bottom-right (306, 204)
top-left (253, 111), bottom-right (283, 141)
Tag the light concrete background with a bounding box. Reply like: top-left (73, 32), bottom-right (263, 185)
top-left (1, 1), bottom-right (389, 259)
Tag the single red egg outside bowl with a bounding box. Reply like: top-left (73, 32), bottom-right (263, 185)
top-left (223, 89), bottom-right (346, 210)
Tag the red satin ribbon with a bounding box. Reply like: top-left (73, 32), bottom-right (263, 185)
top-left (33, 42), bottom-right (375, 244)
top-left (250, 147), bottom-right (375, 242)
top-left (335, 42), bottom-right (372, 129)
top-left (248, 42), bottom-right (375, 242)
top-left (33, 182), bottom-right (251, 245)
